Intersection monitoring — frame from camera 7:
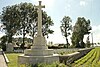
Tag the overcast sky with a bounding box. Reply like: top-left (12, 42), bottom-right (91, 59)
top-left (0, 0), bottom-right (100, 44)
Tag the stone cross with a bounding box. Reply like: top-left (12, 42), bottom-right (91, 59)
top-left (35, 1), bottom-right (45, 37)
top-left (18, 1), bottom-right (59, 66)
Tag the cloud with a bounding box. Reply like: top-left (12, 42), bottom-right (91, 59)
top-left (80, 0), bottom-right (86, 6)
top-left (64, 4), bottom-right (72, 16)
top-left (92, 25), bottom-right (100, 33)
top-left (90, 25), bottom-right (100, 43)
top-left (65, 4), bottom-right (71, 11)
top-left (47, 27), bottom-right (66, 44)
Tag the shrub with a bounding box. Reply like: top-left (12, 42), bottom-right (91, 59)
top-left (28, 62), bottom-right (66, 67)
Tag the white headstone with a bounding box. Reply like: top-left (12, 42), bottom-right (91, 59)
top-left (6, 43), bottom-right (13, 52)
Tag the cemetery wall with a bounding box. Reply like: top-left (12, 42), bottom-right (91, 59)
top-left (2, 52), bottom-right (9, 63)
top-left (53, 48), bottom-right (79, 54)
top-left (59, 48), bottom-right (93, 64)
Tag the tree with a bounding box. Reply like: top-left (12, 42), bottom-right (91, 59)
top-left (15, 3), bottom-right (54, 46)
top-left (1, 5), bottom-right (21, 43)
top-left (42, 12), bottom-right (54, 37)
top-left (1, 2), bottom-right (54, 49)
top-left (15, 3), bottom-right (35, 49)
top-left (60, 16), bottom-right (72, 48)
top-left (0, 35), bottom-right (7, 51)
top-left (71, 17), bottom-right (92, 48)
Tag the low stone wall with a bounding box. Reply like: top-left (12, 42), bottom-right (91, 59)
top-left (53, 48), bottom-right (80, 54)
top-left (3, 51), bottom-right (9, 63)
top-left (59, 48), bottom-right (93, 64)
top-left (53, 48), bottom-right (79, 54)
top-left (14, 49), bottom-right (23, 53)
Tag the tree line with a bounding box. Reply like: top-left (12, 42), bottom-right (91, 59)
top-left (0, 2), bottom-right (92, 51)
top-left (0, 2), bottom-right (54, 50)
top-left (60, 16), bottom-right (92, 48)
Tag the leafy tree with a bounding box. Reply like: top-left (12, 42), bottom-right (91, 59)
top-left (1, 3), bottom-right (54, 49)
top-left (42, 12), bottom-right (54, 38)
top-left (14, 3), bottom-right (35, 49)
top-left (15, 3), bottom-right (54, 46)
top-left (0, 35), bottom-right (7, 51)
top-left (60, 16), bottom-right (72, 48)
top-left (71, 17), bottom-right (92, 48)
top-left (1, 5), bottom-right (21, 43)
top-left (28, 10), bottom-right (54, 40)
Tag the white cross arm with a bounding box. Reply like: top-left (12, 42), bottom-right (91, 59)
top-left (34, 1), bottom-right (45, 9)
top-left (34, 5), bottom-right (45, 9)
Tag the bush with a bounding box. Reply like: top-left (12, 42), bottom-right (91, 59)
top-left (29, 62), bottom-right (66, 67)
top-left (0, 42), bottom-right (6, 51)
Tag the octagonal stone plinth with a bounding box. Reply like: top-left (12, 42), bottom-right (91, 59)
top-left (18, 54), bottom-right (59, 66)
top-left (24, 49), bottom-right (53, 56)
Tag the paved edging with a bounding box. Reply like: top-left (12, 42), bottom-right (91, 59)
top-left (0, 49), bottom-right (8, 67)
top-left (59, 48), bottom-right (94, 64)
top-left (3, 52), bottom-right (9, 63)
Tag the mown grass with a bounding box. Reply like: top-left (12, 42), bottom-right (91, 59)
top-left (6, 53), bottom-right (66, 67)
top-left (31, 62), bottom-right (66, 67)
top-left (6, 53), bottom-right (22, 67)
top-left (73, 47), bottom-right (100, 67)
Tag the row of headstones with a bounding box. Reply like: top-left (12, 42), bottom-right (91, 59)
top-left (6, 43), bottom-right (80, 52)
top-left (6, 43), bottom-right (79, 53)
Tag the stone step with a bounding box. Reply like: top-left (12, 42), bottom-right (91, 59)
top-left (24, 49), bottom-right (53, 56)
top-left (18, 54), bottom-right (59, 66)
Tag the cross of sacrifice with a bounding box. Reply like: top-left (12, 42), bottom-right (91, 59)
top-left (34, 1), bottom-right (45, 37)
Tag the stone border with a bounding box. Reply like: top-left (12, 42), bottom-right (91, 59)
top-left (59, 48), bottom-right (94, 64)
top-left (2, 51), bottom-right (9, 63)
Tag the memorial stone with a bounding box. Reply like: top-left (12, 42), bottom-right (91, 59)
top-left (18, 1), bottom-right (59, 66)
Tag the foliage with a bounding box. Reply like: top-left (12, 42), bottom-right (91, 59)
top-left (73, 47), bottom-right (100, 67)
top-left (42, 12), bottom-right (54, 37)
top-left (60, 16), bottom-right (72, 48)
top-left (71, 17), bottom-right (92, 48)
top-left (13, 2), bottom-right (54, 40)
top-left (1, 2), bottom-right (54, 48)
top-left (1, 5), bottom-right (21, 43)
top-left (6, 53), bottom-right (66, 67)
top-left (30, 62), bottom-right (66, 67)
top-left (0, 35), bottom-right (7, 51)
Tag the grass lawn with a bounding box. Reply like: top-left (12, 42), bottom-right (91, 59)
top-left (6, 53), bottom-right (23, 67)
top-left (6, 52), bottom-right (66, 67)
top-left (73, 47), bottom-right (100, 67)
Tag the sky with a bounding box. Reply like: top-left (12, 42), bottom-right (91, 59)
top-left (0, 0), bottom-right (100, 44)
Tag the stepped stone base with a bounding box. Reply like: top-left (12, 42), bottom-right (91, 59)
top-left (24, 49), bottom-right (53, 56)
top-left (18, 54), bottom-right (59, 65)
top-left (18, 48), bottom-right (59, 66)
top-left (18, 36), bottom-right (59, 66)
